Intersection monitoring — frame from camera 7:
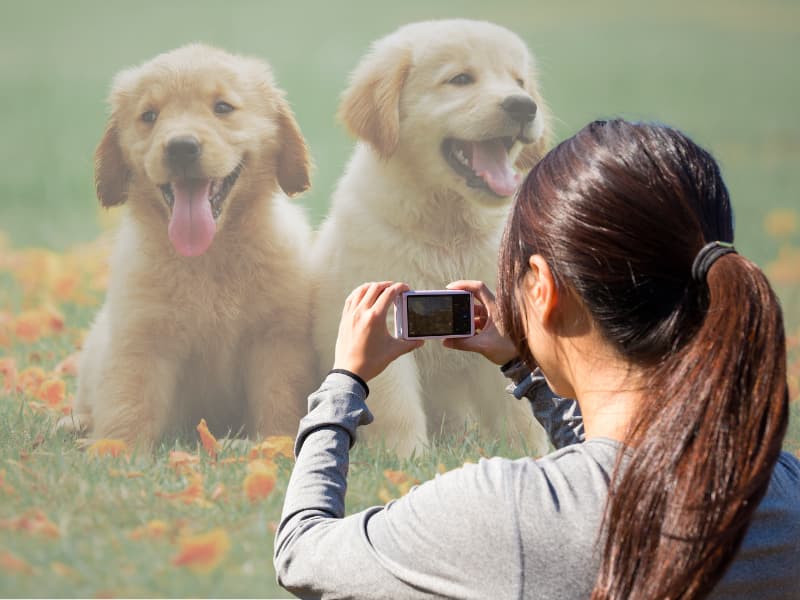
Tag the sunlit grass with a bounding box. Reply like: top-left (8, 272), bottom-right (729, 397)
top-left (1, 1), bottom-right (798, 594)
top-left (0, 216), bottom-right (798, 596)
top-left (0, 234), bottom-right (544, 596)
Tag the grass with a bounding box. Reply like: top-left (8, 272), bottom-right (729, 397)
top-left (1, 0), bottom-right (799, 597)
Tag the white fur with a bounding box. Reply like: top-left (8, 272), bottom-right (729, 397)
top-left (61, 44), bottom-right (315, 448)
top-left (312, 21), bottom-right (552, 456)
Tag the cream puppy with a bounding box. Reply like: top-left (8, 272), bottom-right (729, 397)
top-left (61, 44), bottom-right (314, 448)
top-left (312, 20), bottom-right (552, 456)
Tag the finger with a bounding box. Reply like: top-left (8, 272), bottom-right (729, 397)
top-left (360, 281), bottom-right (392, 309)
top-left (372, 281), bottom-right (408, 318)
top-left (447, 280), bottom-right (496, 309)
top-left (446, 280), bottom-right (485, 295)
top-left (346, 282), bottom-right (373, 310)
top-left (392, 338), bottom-right (424, 357)
top-left (470, 282), bottom-right (496, 309)
top-left (443, 336), bottom-right (479, 353)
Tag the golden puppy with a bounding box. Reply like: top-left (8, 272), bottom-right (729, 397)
top-left (312, 20), bottom-right (552, 457)
top-left (60, 44), bottom-right (314, 448)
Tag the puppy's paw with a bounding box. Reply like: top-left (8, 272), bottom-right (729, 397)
top-left (56, 413), bottom-right (92, 436)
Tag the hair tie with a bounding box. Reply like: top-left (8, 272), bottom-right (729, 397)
top-left (691, 241), bottom-right (736, 283)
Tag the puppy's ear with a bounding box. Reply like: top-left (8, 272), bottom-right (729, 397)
top-left (275, 99), bottom-right (311, 197)
top-left (95, 120), bottom-right (130, 207)
top-left (338, 43), bottom-right (412, 159)
top-left (515, 77), bottom-right (553, 172)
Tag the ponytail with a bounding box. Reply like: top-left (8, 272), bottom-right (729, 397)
top-left (498, 120), bottom-right (790, 600)
top-left (592, 254), bottom-right (788, 599)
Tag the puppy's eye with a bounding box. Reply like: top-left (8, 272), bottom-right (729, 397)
top-left (141, 110), bottom-right (158, 123)
top-left (447, 73), bottom-right (474, 86)
top-left (515, 78), bottom-right (525, 88)
top-left (214, 101), bottom-right (235, 115)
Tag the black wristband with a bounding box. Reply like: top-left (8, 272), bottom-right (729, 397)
top-left (500, 357), bottom-right (521, 372)
top-left (328, 369), bottom-right (370, 397)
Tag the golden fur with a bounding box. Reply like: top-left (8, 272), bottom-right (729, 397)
top-left (60, 44), bottom-right (314, 448)
top-left (312, 20), bottom-right (553, 456)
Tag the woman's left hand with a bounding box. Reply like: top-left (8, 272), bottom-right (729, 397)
top-left (333, 281), bottom-right (424, 383)
top-left (443, 280), bottom-right (518, 365)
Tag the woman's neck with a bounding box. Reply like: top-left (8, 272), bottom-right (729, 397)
top-left (554, 328), bottom-right (644, 442)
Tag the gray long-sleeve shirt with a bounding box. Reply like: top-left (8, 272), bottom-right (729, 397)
top-left (274, 370), bottom-right (800, 599)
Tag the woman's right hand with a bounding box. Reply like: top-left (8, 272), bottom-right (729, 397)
top-left (333, 281), bottom-right (423, 383)
top-left (443, 280), bottom-right (518, 366)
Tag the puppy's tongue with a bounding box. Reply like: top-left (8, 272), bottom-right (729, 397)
top-left (472, 139), bottom-right (521, 197)
top-left (168, 179), bottom-right (216, 257)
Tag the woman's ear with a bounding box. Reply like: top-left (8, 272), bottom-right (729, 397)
top-left (95, 120), bottom-right (130, 207)
top-left (338, 42), bottom-right (412, 159)
top-left (275, 98), bottom-right (312, 197)
top-left (524, 254), bottom-right (559, 327)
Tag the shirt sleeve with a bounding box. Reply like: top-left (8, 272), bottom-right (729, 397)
top-left (501, 359), bottom-right (585, 448)
top-left (274, 372), bottom-right (521, 599)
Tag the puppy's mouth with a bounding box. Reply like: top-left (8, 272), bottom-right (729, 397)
top-left (158, 163), bottom-right (242, 257)
top-left (442, 137), bottom-right (524, 198)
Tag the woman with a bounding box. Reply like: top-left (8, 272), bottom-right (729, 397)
top-left (274, 120), bottom-right (800, 599)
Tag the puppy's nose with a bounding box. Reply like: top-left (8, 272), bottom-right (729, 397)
top-left (501, 95), bottom-right (538, 124)
top-left (166, 135), bottom-right (202, 167)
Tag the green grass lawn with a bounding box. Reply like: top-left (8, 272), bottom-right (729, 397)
top-left (1, 0), bottom-right (799, 597)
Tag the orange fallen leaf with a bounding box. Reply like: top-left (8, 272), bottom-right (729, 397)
top-left (53, 273), bottom-right (79, 302)
top-left (209, 482), bottom-right (226, 502)
top-left (0, 550), bottom-right (33, 574)
top-left (217, 456), bottom-right (248, 465)
top-left (156, 471), bottom-right (209, 506)
top-left (54, 352), bottom-right (80, 377)
top-left (249, 436), bottom-right (295, 461)
top-left (763, 208), bottom-right (797, 239)
top-left (0, 357), bottom-right (16, 393)
top-left (0, 509), bottom-right (60, 538)
top-left (766, 244), bottom-right (800, 285)
top-left (50, 561), bottom-right (78, 579)
top-left (36, 378), bottom-right (66, 407)
top-left (87, 439), bottom-right (129, 459)
top-left (108, 469), bottom-right (143, 479)
top-left (243, 460), bottom-right (277, 503)
top-left (42, 305), bottom-right (65, 334)
top-left (383, 469), bottom-right (419, 495)
top-left (377, 487), bottom-right (395, 504)
top-left (129, 519), bottom-right (171, 540)
top-left (171, 528), bottom-right (231, 573)
top-left (0, 313), bottom-right (11, 348)
top-left (13, 311), bottom-right (45, 343)
top-left (0, 469), bottom-right (16, 495)
top-left (17, 366), bottom-right (46, 395)
top-left (196, 418), bottom-right (219, 458)
top-left (168, 450), bottom-right (200, 471)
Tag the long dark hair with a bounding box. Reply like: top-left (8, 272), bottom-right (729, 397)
top-left (498, 119), bottom-right (789, 599)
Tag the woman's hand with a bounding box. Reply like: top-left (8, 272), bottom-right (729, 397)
top-left (443, 280), bottom-right (518, 365)
top-left (333, 282), bottom-right (424, 382)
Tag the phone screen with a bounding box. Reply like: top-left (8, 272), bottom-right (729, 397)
top-left (406, 293), bottom-right (472, 337)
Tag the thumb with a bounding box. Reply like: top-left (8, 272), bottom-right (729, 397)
top-left (443, 336), bottom-right (479, 353)
top-left (395, 338), bottom-right (424, 355)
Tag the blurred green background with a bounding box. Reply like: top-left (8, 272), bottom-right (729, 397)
top-left (0, 0), bottom-right (798, 457)
top-left (1, 0), bottom-right (798, 264)
top-left (0, 2), bottom-right (798, 596)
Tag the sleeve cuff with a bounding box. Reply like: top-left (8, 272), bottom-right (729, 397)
top-left (294, 371), bottom-right (374, 457)
top-left (501, 359), bottom-right (549, 400)
top-left (327, 368), bottom-right (369, 397)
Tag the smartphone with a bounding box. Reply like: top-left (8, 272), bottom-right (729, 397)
top-left (394, 290), bottom-right (475, 340)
